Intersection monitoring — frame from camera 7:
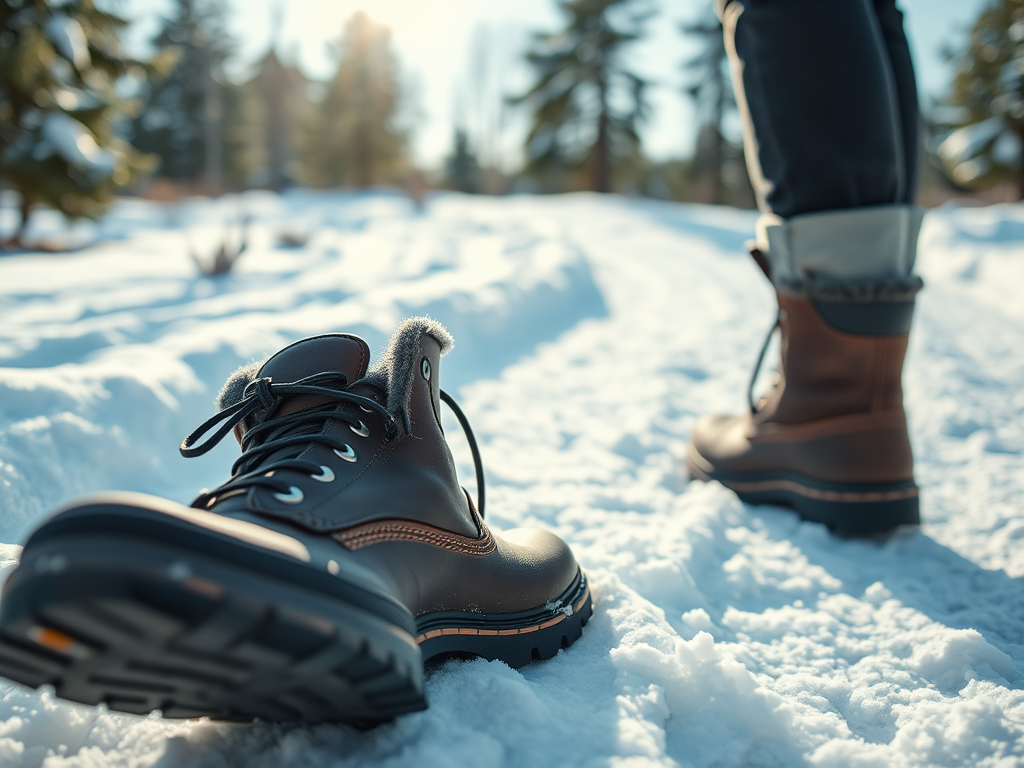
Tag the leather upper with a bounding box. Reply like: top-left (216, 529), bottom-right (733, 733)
top-left (691, 293), bottom-right (915, 484)
top-left (757, 294), bottom-right (908, 424)
top-left (213, 333), bottom-right (479, 538)
top-left (198, 330), bottom-right (580, 617)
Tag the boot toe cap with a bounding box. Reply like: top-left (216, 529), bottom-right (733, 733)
top-left (488, 528), bottom-right (582, 610)
top-left (689, 413), bottom-right (750, 469)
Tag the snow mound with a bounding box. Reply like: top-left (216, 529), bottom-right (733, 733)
top-left (0, 191), bottom-right (1021, 767)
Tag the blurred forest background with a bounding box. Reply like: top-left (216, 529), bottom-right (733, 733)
top-left (1, 0), bottom-right (1023, 248)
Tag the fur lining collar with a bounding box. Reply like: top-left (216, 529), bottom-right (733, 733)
top-left (365, 316), bottom-right (453, 435)
top-left (777, 275), bottom-right (924, 302)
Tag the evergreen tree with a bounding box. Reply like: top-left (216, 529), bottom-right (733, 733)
top-left (129, 0), bottom-right (234, 190)
top-left (938, 0), bottom-right (1024, 198)
top-left (444, 128), bottom-right (481, 193)
top-left (246, 46), bottom-right (309, 190)
top-left (219, 76), bottom-right (261, 190)
top-left (302, 11), bottom-right (407, 189)
top-left (514, 0), bottom-right (651, 193)
top-left (0, 0), bottom-right (168, 245)
top-left (681, 9), bottom-right (733, 205)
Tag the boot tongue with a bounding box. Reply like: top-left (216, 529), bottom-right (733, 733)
top-left (258, 334), bottom-right (370, 385)
top-left (251, 333), bottom-right (372, 429)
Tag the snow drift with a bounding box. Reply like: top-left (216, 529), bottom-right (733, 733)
top-left (0, 190), bottom-right (1021, 767)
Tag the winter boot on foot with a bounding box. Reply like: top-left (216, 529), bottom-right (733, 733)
top-left (0, 318), bottom-right (592, 724)
top-left (687, 206), bottom-right (925, 536)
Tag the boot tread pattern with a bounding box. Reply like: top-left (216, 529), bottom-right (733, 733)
top-left (0, 544), bottom-right (427, 724)
top-left (0, 540), bottom-right (591, 723)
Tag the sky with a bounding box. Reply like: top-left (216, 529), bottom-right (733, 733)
top-left (121, 0), bottom-right (990, 173)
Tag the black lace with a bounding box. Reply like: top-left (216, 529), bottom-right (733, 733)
top-left (439, 390), bottom-right (485, 518)
top-left (180, 371), bottom-right (486, 517)
top-left (748, 310), bottom-right (780, 415)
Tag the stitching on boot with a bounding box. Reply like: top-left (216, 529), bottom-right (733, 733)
top-left (415, 582), bottom-right (592, 643)
top-left (332, 518), bottom-right (495, 555)
top-left (331, 488), bottom-right (491, 553)
top-left (777, 275), bottom-right (924, 302)
top-left (364, 316), bottom-right (454, 435)
top-left (719, 478), bottom-right (918, 502)
top-left (752, 409), bottom-right (909, 441)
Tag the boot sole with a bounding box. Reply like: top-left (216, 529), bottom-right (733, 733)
top-left (687, 446), bottom-right (920, 536)
top-left (0, 511), bottom-right (591, 724)
top-left (417, 568), bottom-right (591, 669)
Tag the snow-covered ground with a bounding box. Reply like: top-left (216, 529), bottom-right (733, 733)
top-left (0, 191), bottom-right (1022, 767)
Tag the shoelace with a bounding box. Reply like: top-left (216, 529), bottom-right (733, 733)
top-left (180, 371), bottom-right (486, 517)
top-left (748, 310), bottom-right (781, 415)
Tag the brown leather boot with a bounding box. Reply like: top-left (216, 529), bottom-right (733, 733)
top-left (0, 318), bottom-right (591, 724)
top-left (687, 264), bottom-right (922, 536)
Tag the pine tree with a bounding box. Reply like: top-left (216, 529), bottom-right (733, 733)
top-left (0, 0), bottom-right (168, 245)
top-left (301, 11), bottom-right (407, 189)
top-left (445, 128), bottom-right (481, 193)
top-left (514, 0), bottom-right (651, 193)
top-left (246, 46), bottom-right (309, 191)
top-left (129, 0), bottom-right (234, 191)
top-left (938, 0), bottom-right (1024, 198)
top-left (220, 77), bottom-right (261, 190)
top-left (681, 9), bottom-right (733, 205)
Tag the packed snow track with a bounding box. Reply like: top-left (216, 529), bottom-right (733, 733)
top-left (0, 191), bottom-right (1021, 767)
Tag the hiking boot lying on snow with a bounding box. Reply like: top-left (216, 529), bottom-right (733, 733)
top-left (687, 206), bottom-right (924, 537)
top-left (0, 318), bottom-right (591, 724)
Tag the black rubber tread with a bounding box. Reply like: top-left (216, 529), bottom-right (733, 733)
top-left (687, 450), bottom-right (920, 537)
top-left (0, 534), bottom-right (426, 725)
top-left (1, 528), bottom-right (594, 723)
top-left (27, 498), bottom-right (415, 634)
top-left (416, 570), bottom-right (592, 669)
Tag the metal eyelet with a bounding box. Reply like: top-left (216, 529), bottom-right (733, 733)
top-left (349, 420), bottom-right (370, 438)
top-left (273, 486), bottom-right (304, 504)
top-left (312, 465), bottom-right (335, 482)
top-left (421, 357), bottom-right (431, 381)
top-left (334, 444), bottom-right (357, 462)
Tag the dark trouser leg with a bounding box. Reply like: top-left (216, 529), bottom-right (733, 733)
top-left (688, 1), bottom-right (923, 536)
top-left (717, 0), bottom-right (924, 283)
top-left (718, 0), bottom-right (917, 217)
top-left (873, 0), bottom-right (919, 205)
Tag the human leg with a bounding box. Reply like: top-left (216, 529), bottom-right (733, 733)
top-left (688, 0), bottom-right (924, 535)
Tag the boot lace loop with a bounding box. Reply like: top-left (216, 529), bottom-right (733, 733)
top-left (748, 310), bottom-right (781, 415)
top-left (180, 372), bottom-right (487, 518)
top-left (180, 371), bottom-right (399, 459)
top-left (440, 390), bottom-right (486, 518)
